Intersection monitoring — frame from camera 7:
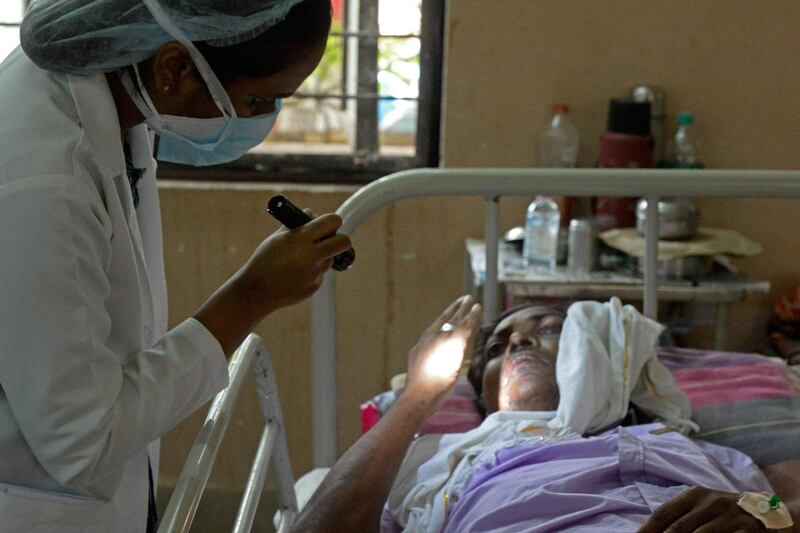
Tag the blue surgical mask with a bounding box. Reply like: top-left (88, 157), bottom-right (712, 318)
top-left (153, 105), bottom-right (281, 166)
top-left (123, 64), bottom-right (281, 166)
top-left (117, 0), bottom-right (282, 167)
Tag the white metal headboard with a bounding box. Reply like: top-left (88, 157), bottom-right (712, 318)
top-left (310, 167), bottom-right (800, 467)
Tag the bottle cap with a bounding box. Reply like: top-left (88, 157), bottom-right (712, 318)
top-left (769, 494), bottom-right (782, 509)
top-left (677, 112), bottom-right (695, 125)
top-left (606, 99), bottom-right (651, 135)
top-left (631, 85), bottom-right (665, 117)
top-left (553, 103), bottom-right (569, 114)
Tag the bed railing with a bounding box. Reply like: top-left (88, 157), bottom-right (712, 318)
top-left (158, 335), bottom-right (298, 533)
top-left (311, 167), bottom-right (800, 467)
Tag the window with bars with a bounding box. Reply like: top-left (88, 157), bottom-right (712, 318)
top-left (1, 0), bottom-right (444, 184)
top-left (180, 0), bottom-right (445, 184)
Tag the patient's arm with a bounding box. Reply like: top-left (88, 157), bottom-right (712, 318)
top-left (291, 296), bottom-right (481, 533)
top-left (638, 486), bottom-right (795, 533)
top-left (291, 389), bottom-right (438, 533)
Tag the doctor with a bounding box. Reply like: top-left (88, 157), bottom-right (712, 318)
top-left (0, 0), bottom-right (348, 531)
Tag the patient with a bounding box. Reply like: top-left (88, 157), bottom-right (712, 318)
top-left (292, 297), bottom-right (793, 533)
top-left (468, 304), bottom-right (565, 415)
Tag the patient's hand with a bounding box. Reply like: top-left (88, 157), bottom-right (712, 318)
top-left (403, 295), bottom-right (481, 418)
top-left (292, 296), bottom-right (480, 533)
top-left (638, 486), bottom-right (775, 532)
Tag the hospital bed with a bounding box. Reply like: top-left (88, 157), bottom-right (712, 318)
top-left (158, 168), bottom-right (800, 532)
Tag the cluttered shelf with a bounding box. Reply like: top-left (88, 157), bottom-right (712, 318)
top-left (464, 238), bottom-right (770, 350)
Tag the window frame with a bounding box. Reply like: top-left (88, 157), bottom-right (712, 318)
top-left (1, 0), bottom-right (26, 25)
top-left (161, 0), bottom-right (445, 185)
top-left (5, 0), bottom-right (444, 185)
top-left (0, 1), bottom-right (25, 63)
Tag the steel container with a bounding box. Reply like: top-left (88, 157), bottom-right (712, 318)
top-left (636, 197), bottom-right (700, 240)
top-left (567, 218), bottom-right (597, 274)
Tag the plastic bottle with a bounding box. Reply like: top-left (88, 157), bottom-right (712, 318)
top-left (540, 104), bottom-right (579, 167)
top-left (539, 103), bottom-right (578, 264)
top-left (523, 196), bottom-right (561, 270)
top-left (674, 112), bottom-right (704, 169)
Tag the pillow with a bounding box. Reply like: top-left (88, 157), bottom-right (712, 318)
top-left (360, 378), bottom-right (482, 435)
top-left (658, 347), bottom-right (800, 514)
top-left (418, 379), bottom-right (483, 435)
top-left (361, 348), bottom-right (800, 463)
top-left (657, 347), bottom-right (800, 465)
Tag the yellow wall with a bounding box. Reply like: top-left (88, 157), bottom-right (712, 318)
top-left (157, 0), bottom-right (800, 499)
top-left (441, 0), bottom-right (800, 348)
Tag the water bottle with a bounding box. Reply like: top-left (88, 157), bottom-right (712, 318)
top-left (539, 104), bottom-right (578, 264)
top-left (523, 196), bottom-right (561, 270)
top-left (540, 104), bottom-right (579, 167)
top-left (674, 112), bottom-right (704, 169)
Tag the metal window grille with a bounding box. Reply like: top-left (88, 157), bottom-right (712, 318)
top-left (2, 0), bottom-right (445, 184)
top-left (166, 0), bottom-right (445, 183)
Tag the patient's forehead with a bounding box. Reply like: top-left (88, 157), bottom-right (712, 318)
top-left (493, 306), bottom-right (564, 334)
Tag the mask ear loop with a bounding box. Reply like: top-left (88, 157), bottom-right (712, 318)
top-left (117, 66), bottom-right (165, 133)
top-left (141, 0), bottom-right (236, 120)
top-left (133, 64), bottom-right (165, 131)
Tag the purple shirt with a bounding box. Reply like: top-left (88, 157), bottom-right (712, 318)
top-left (442, 424), bottom-right (770, 532)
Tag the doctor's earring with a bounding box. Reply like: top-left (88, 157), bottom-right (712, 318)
top-left (162, 85), bottom-right (170, 93)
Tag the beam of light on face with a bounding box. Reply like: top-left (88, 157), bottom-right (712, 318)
top-left (424, 337), bottom-right (466, 379)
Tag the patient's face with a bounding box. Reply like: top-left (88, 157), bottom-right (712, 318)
top-left (482, 307), bottom-right (564, 413)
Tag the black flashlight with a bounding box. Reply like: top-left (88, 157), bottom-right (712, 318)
top-left (266, 195), bottom-right (355, 272)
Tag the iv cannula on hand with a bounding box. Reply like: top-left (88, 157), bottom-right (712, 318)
top-left (267, 195), bottom-right (355, 272)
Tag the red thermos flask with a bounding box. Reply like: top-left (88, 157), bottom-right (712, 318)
top-left (595, 100), bottom-right (654, 231)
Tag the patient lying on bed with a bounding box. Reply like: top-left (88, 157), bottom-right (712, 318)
top-left (386, 302), bottom-right (789, 532)
top-left (293, 297), bottom-right (794, 533)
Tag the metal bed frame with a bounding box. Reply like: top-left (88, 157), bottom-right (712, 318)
top-left (161, 167), bottom-right (800, 531)
top-left (158, 336), bottom-right (298, 533)
top-left (310, 167), bottom-right (800, 467)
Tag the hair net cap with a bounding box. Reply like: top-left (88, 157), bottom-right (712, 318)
top-left (21, 0), bottom-right (305, 74)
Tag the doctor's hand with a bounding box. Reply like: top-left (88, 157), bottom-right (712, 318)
top-left (194, 211), bottom-right (351, 357)
top-left (402, 295), bottom-right (481, 418)
top-left (239, 211), bottom-right (352, 313)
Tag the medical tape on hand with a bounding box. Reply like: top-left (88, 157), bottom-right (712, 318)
top-left (737, 492), bottom-right (794, 530)
top-left (141, 0), bottom-right (236, 119)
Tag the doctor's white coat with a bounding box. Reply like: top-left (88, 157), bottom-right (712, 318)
top-left (0, 48), bottom-right (229, 531)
